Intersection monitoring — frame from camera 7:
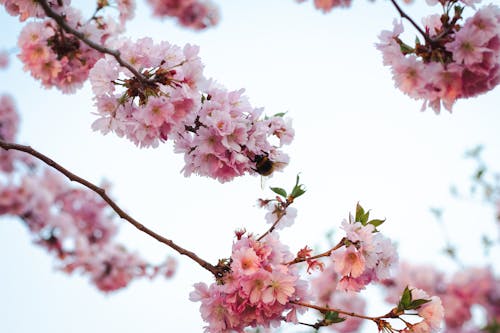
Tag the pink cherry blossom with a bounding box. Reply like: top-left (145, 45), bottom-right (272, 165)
top-left (296, 0), bottom-right (352, 13)
top-left (0, 50), bottom-right (9, 69)
top-left (146, 0), bottom-right (219, 30)
top-left (377, 4), bottom-right (500, 113)
top-left (0, 94), bottom-right (20, 172)
top-left (191, 234), bottom-right (309, 332)
top-left (17, 7), bottom-right (108, 93)
top-left (407, 288), bottom-right (444, 333)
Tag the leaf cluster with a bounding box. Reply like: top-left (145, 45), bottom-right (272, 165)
top-left (397, 286), bottom-right (431, 313)
top-left (355, 202), bottom-right (385, 231)
top-left (270, 174), bottom-right (306, 200)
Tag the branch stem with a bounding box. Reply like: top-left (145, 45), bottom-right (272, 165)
top-left (286, 237), bottom-right (346, 265)
top-left (36, 0), bottom-right (150, 83)
top-left (291, 300), bottom-right (379, 321)
top-left (389, 0), bottom-right (430, 43)
top-left (0, 140), bottom-right (220, 276)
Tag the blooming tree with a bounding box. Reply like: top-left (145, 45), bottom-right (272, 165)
top-left (0, 0), bottom-right (499, 332)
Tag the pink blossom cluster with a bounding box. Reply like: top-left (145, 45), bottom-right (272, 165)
top-left (404, 288), bottom-right (444, 333)
top-left (377, 3), bottom-right (500, 113)
top-left (89, 37), bottom-right (203, 147)
top-left (90, 38), bottom-right (294, 182)
top-left (16, 7), bottom-right (112, 93)
top-left (190, 233), bottom-right (309, 332)
top-left (311, 265), bottom-right (366, 332)
top-left (0, 158), bottom-right (176, 292)
top-left (383, 263), bottom-right (499, 332)
top-left (175, 83), bottom-right (294, 182)
top-left (0, 50), bottom-right (9, 69)
top-left (296, 0), bottom-right (352, 13)
top-left (0, 94), bottom-right (20, 172)
top-left (0, 94), bottom-right (18, 144)
top-left (112, 0), bottom-right (136, 24)
top-left (330, 218), bottom-right (398, 292)
top-left (146, 0), bottom-right (219, 30)
top-left (263, 202), bottom-right (297, 230)
top-left (0, 0), bottom-right (69, 21)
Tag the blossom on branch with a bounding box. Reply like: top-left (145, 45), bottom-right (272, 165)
top-left (146, 0), bottom-right (219, 30)
top-left (190, 234), bottom-right (309, 332)
top-left (16, 7), bottom-right (112, 93)
top-left (377, 2), bottom-right (500, 113)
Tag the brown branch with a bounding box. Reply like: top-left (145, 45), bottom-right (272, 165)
top-left (286, 237), bottom-right (346, 265)
top-left (0, 139), bottom-right (221, 277)
top-left (389, 0), bottom-right (430, 44)
top-left (291, 300), bottom-right (380, 322)
top-left (256, 201), bottom-right (292, 241)
top-left (36, 0), bottom-right (150, 83)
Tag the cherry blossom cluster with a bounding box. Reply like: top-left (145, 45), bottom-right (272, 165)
top-left (296, 0), bottom-right (352, 13)
top-left (328, 207), bottom-right (398, 292)
top-left (15, 7), bottom-right (114, 93)
top-left (0, 164), bottom-right (177, 291)
top-left (0, 94), bottom-right (20, 172)
top-left (188, 193), bottom-right (428, 332)
top-left (311, 266), bottom-right (366, 332)
top-left (382, 262), bottom-right (499, 332)
top-left (190, 232), bottom-right (310, 332)
top-left (0, 50), bottom-right (9, 69)
top-left (89, 37), bottom-right (204, 146)
top-left (175, 83), bottom-right (294, 182)
top-left (90, 38), bottom-right (294, 182)
top-left (0, 0), bottom-right (69, 21)
top-left (3, 1), bottom-right (295, 182)
top-left (146, 0), bottom-right (219, 30)
top-left (0, 97), bottom-right (176, 291)
top-left (97, 0), bottom-right (137, 25)
top-left (377, 1), bottom-right (500, 113)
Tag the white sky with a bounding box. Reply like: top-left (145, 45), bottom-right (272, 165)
top-left (0, 0), bottom-right (499, 332)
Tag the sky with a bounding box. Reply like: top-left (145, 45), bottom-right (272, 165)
top-left (0, 0), bottom-right (499, 332)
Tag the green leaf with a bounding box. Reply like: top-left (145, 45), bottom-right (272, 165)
top-left (415, 36), bottom-right (421, 45)
top-left (270, 187), bottom-right (287, 198)
top-left (399, 43), bottom-right (414, 55)
top-left (465, 145), bottom-right (483, 158)
top-left (482, 319), bottom-right (500, 333)
top-left (273, 112), bottom-right (287, 117)
top-left (324, 311), bottom-right (346, 324)
top-left (408, 299), bottom-right (431, 310)
top-left (290, 174), bottom-right (306, 198)
top-left (355, 203), bottom-right (364, 222)
top-left (475, 167), bottom-right (485, 180)
top-left (291, 185), bottom-right (306, 198)
top-left (398, 286), bottom-right (412, 311)
top-left (368, 219), bottom-right (385, 228)
top-left (355, 203), bottom-right (370, 224)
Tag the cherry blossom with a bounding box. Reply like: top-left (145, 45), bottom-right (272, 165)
top-left (0, 50), bottom-right (9, 69)
top-left (190, 233), bottom-right (309, 332)
top-left (16, 7), bottom-right (109, 93)
top-left (146, 0), bottom-right (219, 30)
top-left (377, 2), bottom-right (500, 113)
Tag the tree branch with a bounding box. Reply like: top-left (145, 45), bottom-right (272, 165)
top-left (286, 237), bottom-right (346, 265)
top-left (0, 139), bottom-right (221, 277)
top-left (36, 0), bottom-right (151, 83)
top-left (389, 0), bottom-right (430, 44)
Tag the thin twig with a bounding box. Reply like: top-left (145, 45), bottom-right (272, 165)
top-left (389, 0), bottom-right (430, 43)
top-left (256, 202), bottom-right (291, 241)
top-left (36, 0), bottom-right (150, 83)
top-left (291, 300), bottom-right (379, 321)
top-left (0, 140), bottom-right (220, 277)
top-left (286, 237), bottom-right (346, 265)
